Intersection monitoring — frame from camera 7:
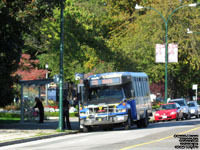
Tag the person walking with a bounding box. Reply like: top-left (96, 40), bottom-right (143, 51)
top-left (33, 97), bottom-right (44, 123)
top-left (63, 98), bottom-right (71, 130)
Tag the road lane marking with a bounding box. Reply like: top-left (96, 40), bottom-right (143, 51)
top-left (120, 126), bottom-right (200, 150)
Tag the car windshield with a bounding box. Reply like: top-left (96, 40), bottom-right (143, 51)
top-left (188, 103), bottom-right (195, 107)
top-left (87, 86), bottom-right (124, 104)
top-left (170, 100), bottom-right (186, 106)
top-left (160, 104), bottom-right (176, 110)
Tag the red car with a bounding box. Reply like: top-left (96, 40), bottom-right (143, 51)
top-left (154, 103), bottom-right (183, 122)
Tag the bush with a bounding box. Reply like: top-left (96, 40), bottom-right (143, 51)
top-left (4, 103), bottom-right (20, 111)
top-left (44, 111), bottom-right (78, 117)
top-left (47, 100), bottom-right (58, 107)
top-left (0, 112), bottom-right (20, 118)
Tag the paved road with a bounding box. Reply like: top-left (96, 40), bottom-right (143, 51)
top-left (2, 118), bottom-right (200, 150)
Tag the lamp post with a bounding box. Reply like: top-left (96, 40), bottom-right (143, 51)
top-left (59, 0), bottom-right (64, 131)
top-left (187, 29), bottom-right (199, 101)
top-left (135, 3), bottom-right (197, 103)
top-left (45, 63), bottom-right (49, 106)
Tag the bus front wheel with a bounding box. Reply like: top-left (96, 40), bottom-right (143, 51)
top-left (124, 113), bottom-right (132, 130)
top-left (83, 126), bottom-right (92, 132)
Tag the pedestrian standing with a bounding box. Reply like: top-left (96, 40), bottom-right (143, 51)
top-left (33, 97), bottom-right (44, 123)
top-left (63, 98), bottom-right (71, 130)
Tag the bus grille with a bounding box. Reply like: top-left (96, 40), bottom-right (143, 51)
top-left (88, 106), bottom-right (115, 114)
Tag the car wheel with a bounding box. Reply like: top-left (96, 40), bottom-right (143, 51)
top-left (186, 113), bottom-right (191, 120)
top-left (176, 117), bottom-right (179, 121)
top-left (195, 111), bottom-right (199, 118)
top-left (176, 113), bottom-right (179, 121)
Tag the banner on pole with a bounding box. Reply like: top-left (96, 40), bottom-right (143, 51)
top-left (168, 43), bottom-right (178, 63)
top-left (155, 43), bottom-right (178, 63)
top-left (155, 44), bottom-right (165, 63)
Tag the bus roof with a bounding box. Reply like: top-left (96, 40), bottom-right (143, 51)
top-left (87, 72), bottom-right (148, 80)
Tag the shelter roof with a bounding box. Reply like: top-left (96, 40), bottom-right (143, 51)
top-left (19, 79), bottom-right (54, 86)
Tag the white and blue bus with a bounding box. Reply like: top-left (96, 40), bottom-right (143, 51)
top-left (80, 72), bottom-right (152, 132)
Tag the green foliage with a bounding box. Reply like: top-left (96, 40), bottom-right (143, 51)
top-left (106, 0), bottom-right (200, 98)
top-left (37, 0), bottom-right (115, 82)
top-left (2, 0), bottom-right (200, 105)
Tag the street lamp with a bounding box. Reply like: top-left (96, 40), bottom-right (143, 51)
top-left (187, 28), bottom-right (200, 34)
top-left (45, 63), bottom-right (49, 106)
top-left (135, 3), bottom-right (198, 103)
top-left (59, 0), bottom-right (64, 131)
top-left (187, 28), bottom-right (193, 34)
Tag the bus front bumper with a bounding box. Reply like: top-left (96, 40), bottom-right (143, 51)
top-left (80, 115), bottom-right (128, 127)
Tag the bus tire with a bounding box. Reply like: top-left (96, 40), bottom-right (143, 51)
top-left (136, 120), bottom-right (142, 128)
top-left (141, 112), bottom-right (149, 128)
top-left (83, 126), bottom-right (91, 132)
top-left (124, 112), bottom-right (132, 130)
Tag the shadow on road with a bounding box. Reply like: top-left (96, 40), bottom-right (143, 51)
top-left (0, 118), bottom-right (80, 130)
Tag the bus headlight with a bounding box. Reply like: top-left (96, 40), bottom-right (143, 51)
top-left (80, 112), bottom-right (86, 116)
top-left (80, 111), bottom-right (88, 116)
top-left (117, 108), bottom-right (126, 113)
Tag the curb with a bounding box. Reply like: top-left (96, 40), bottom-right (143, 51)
top-left (0, 130), bottom-right (79, 147)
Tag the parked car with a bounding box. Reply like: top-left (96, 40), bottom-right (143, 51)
top-left (187, 101), bottom-right (200, 118)
top-left (168, 98), bottom-right (190, 119)
top-left (154, 103), bottom-right (183, 122)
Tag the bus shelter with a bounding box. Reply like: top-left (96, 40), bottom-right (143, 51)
top-left (19, 79), bottom-right (54, 122)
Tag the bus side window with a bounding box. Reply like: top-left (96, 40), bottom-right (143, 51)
top-left (135, 78), bottom-right (140, 97)
top-left (133, 77), bottom-right (137, 97)
top-left (144, 78), bottom-right (148, 96)
top-left (138, 78), bottom-right (142, 97)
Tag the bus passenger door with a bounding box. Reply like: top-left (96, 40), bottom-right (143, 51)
top-left (128, 99), bottom-right (137, 120)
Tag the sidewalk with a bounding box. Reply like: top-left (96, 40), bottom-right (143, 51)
top-left (0, 117), bottom-right (80, 147)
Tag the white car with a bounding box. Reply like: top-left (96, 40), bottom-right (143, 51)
top-left (187, 101), bottom-right (200, 118)
top-left (168, 98), bottom-right (191, 119)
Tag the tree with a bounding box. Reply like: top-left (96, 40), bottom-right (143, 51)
top-left (105, 0), bottom-right (200, 98)
top-left (37, 0), bottom-right (115, 82)
top-left (14, 54), bottom-right (46, 81)
top-left (0, 0), bottom-right (58, 107)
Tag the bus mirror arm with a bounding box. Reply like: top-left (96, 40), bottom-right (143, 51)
top-left (122, 98), bottom-right (126, 102)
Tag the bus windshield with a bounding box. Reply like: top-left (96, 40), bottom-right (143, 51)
top-left (87, 86), bottom-right (124, 104)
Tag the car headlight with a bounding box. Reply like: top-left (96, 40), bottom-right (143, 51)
top-left (190, 109), bottom-right (195, 113)
top-left (155, 113), bottom-right (160, 116)
top-left (170, 112), bottom-right (176, 115)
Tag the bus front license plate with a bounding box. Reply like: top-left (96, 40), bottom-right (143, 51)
top-left (117, 116), bottom-right (124, 121)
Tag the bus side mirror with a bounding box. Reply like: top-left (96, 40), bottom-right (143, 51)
top-left (131, 90), bottom-right (135, 97)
